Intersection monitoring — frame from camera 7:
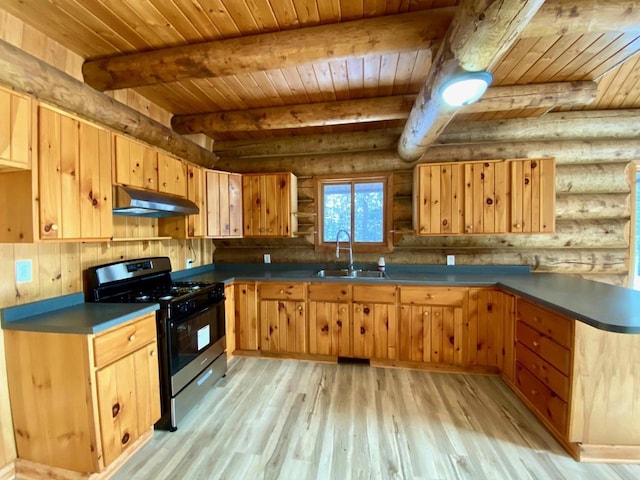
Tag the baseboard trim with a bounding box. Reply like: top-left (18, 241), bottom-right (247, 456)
top-left (0, 461), bottom-right (15, 480)
top-left (576, 444), bottom-right (640, 463)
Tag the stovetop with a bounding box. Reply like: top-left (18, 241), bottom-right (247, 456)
top-left (110, 281), bottom-right (222, 304)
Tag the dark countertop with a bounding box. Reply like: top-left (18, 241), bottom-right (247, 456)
top-left (174, 263), bottom-right (640, 334)
top-left (1, 293), bottom-right (159, 334)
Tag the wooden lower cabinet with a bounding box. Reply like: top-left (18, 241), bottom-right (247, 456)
top-left (4, 313), bottom-right (160, 474)
top-left (258, 282), bottom-right (306, 354)
top-left (308, 301), bottom-right (351, 356)
top-left (234, 282), bottom-right (258, 351)
top-left (352, 285), bottom-right (397, 360)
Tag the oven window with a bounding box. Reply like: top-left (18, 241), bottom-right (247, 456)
top-left (169, 303), bottom-right (225, 374)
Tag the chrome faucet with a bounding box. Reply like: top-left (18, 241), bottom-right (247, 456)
top-left (335, 229), bottom-right (354, 273)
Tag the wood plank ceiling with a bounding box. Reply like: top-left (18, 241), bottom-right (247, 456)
top-left (2, 0), bottom-right (640, 148)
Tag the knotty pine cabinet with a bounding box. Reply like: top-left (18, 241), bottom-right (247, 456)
top-left (233, 282), bottom-right (258, 351)
top-left (242, 172), bottom-right (298, 237)
top-left (4, 313), bottom-right (160, 474)
top-left (159, 163), bottom-right (207, 238)
top-left (352, 285), bottom-right (397, 360)
top-left (413, 158), bottom-right (555, 236)
top-left (307, 283), bottom-right (352, 356)
top-left (207, 170), bottom-right (243, 238)
top-left (398, 286), bottom-right (467, 365)
top-left (258, 283), bottom-right (306, 354)
top-left (158, 152), bottom-right (187, 197)
top-left (0, 85), bottom-right (31, 171)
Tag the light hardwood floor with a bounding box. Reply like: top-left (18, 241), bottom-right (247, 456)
top-left (113, 358), bottom-right (640, 480)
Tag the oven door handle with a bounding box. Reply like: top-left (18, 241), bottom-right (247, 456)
top-left (169, 299), bottom-right (224, 328)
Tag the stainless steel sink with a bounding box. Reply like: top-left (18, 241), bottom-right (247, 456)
top-left (315, 269), bottom-right (386, 279)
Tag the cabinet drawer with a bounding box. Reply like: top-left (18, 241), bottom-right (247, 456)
top-left (308, 283), bottom-right (352, 302)
top-left (400, 286), bottom-right (466, 306)
top-left (258, 282), bottom-right (305, 300)
top-left (94, 313), bottom-right (157, 369)
top-left (516, 321), bottom-right (571, 376)
top-left (516, 362), bottom-right (568, 435)
top-left (352, 285), bottom-right (396, 304)
top-left (516, 342), bottom-right (570, 401)
top-left (517, 299), bottom-right (572, 349)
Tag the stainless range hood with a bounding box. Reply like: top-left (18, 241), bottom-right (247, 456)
top-left (113, 185), bottom-right (199, 218)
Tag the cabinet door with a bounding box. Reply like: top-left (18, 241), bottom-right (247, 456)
top-left (186, 164), bottom-right (206, 237)
top-left (511, 158), bottom-right (555, 233)
top-left (414, 163), bottom-right (464, 235)
top-left (242, 173), bottom-right (296, 237)
top-left (308, 301), bottom-right (351, 356)
top-left (467, 289), bottom-right (515, 374)
top-left (464, 161), bottom-right (509, 234)
top-left (259, 300), bottom-right (306, 353)
top-left (0, 87), bottom-right (30, 170)
top-left (399, 305), bottom-right (463, 364)
top-left (39, 107), bottom-right (112, 240)
top-left (113, 135), bottom-right (157, 191)
top-left (206, 170), bottom-right (221, 237)
top-left (353, 302), bottom-right (397, 360)
top-left (158, 153), bottom-right (187, 197)
top-left (234, 282), bottom-right (258, 351)
top-left (228, 173), bottom-right (243, 237)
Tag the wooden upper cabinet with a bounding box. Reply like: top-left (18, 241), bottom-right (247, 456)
top-left (113, 134), bottom-right (157, 191)
top-left (510, 158), bottom-right (555, 233)
top-left (38, 106), bottom-right (112, 241)
top-left (0, 86), bottom-right (31, 171)
top-left (413, 158), bottom-right (555, 236)
top-left (159, 163), bottom-right (207, 239)
top-left (206, 170), bottom-right (243, 238)
top-left (242, 172), bottom-right (297, 237)
top-left (158, 153), bottom-right (187, 197)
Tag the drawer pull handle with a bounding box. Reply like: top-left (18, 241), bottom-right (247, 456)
top-left (112, 403), bottom-right (120, 418)
top-left (532, 341), bottom-right (539, 347)
top-left (121, 432), bottom-right (130, 445)
top-left (128, 334), bottom-right (136, 342)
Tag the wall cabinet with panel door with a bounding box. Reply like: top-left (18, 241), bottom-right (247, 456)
top-left (233, 282), bottom-right (258, 351)
top-left (468, 288), bottom-right (515, 379)
top-left (0, 85), bottom-right (31, 171)
top-left (157, 152), bottom-right (187, 197)
top-left (398, 286), bottom-right (467, 365)
top-left (113, 134), bottom-right (158, 191)
top-left (4, 313), bottom-right (160, 474)
top-left (258, 282), bottom-right (306, 354)
top-left (242, 173), bottom-right (297, 237)
top-left (352, 284), bottom-right (398, 360)
top-left (159, 163), bottom-right (207, 239)
top-left (413, 158), bottom-right (555, 236)
top-left (307, 283), bottom-right (352, 357)
top-left (207, 170), bottom-right (243, 238)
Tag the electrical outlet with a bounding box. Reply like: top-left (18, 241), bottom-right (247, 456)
top-left (16, 259), bottom-right (32, 283)
top-left (447, 255), bottom-right (455, 266)
top-left (186, 258), bottom-right (193, 269)
top-left (263, 253), bottom-right (271, 264)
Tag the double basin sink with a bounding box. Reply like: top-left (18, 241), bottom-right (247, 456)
top-left (315, 269), bottom-right (387, 279)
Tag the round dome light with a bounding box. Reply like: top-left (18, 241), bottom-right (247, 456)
top-left (439, 71), bottom-right (493, 107)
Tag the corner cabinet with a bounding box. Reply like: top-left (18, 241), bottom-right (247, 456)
top-left (413, 158), bottom-right (555, 236)
top-left (242, 173), bottom-right (298, 237)
top-left (4, 313), bottom-right (161, 474)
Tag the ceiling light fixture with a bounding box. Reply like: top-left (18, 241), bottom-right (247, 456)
top-left (439, 71), bottom-right (493, 107)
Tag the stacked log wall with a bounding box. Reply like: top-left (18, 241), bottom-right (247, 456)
top-left (214, 110), bottom-right (636, 287)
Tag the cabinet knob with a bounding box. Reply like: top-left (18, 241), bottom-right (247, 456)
top-left (112, 403), bottom-right (120, 418)
top-left (533, 316), bottom-right (541, 323)
top-left (121, 432), bottom-right (130, 445)
top-left (532, 341), bottom-right (539, 347)
top-left (297, 306), bottom-right (302, 311)
top-left (279, 289), bottom-right (285, 294)
top-left (340, 308), bottom-right (346, 313)
top-left (515, 224), bottom-right (521, 229)
top-left (530, 389), bottom-right (537, 396)
top-left (150, 349), bottom-right (155, 357)
top-left (423, 311), bottom-right (429, 316)
top-left (128, 334), bottom-right (136, 342)
top-left (51, 224), bottom-right (58, 231)
top-left (356, 308), bottom-right (361, 313)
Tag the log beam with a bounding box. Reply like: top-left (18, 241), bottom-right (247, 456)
top-left (82, 1), bottom-right (640, 92)
top-left (0, 39), bottom-right (218, 168)
top-left (397, 0), bottom-right (545, 162)
top-left (175, 82), bottom-right (596, 135)
top-left (82, 10), bottom-right (453, 92)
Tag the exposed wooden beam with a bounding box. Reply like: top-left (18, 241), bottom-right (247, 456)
top-left (81, 1), bottom-right (640, 92)
top-left (175, 81), bottom-right (596, 135)
top-left (0, 39), bottom-right (218, 168)
top-left (397, 0), bottom-right (545, 162)
top-left (82, 10), bottom-right (453, 91)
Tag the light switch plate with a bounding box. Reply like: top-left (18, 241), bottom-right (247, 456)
top-left (446, 255), bottom-right (455, 266)
top-left (263, 253), bottom-right (271, 263)
top-left (16, 259), bottom-right (32, 283)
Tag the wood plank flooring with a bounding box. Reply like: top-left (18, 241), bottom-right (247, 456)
top-left (112, 358), bottom-right (640, 480)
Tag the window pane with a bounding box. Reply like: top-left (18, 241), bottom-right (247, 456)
top-left (354, 182), bottom-right (383, 242)
top-left (323, 184), bottom-right (351, 242)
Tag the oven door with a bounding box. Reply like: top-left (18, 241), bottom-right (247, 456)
top-left (167, 300), bottom-right (225, 396)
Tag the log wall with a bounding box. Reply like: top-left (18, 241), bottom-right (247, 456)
top-left (0, 9), bottom-right (215, 468)
top-left (214, 113), bottom-right (634, 288)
